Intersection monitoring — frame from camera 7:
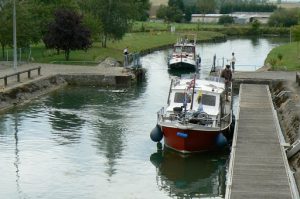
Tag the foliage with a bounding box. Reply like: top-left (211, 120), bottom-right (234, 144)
top-left (268, 8), bottom-right (300, 27)
top-left (292, 25), bottom-right (300, 42)
top-left (168, 0), bottom-right (184, 11)
top-left (220, 2), bottom-right (276, 14)
top-left (184, 6), bottom-right (192, 22)
top-left (277, 53), bottom-right (283, 61)
top-left (82, 12), bottom-right (103, 41)
top-left (133, 0), bottom-right (151, 21)
top-left (82, 0), bottom-right (149, 47)
top-left (0, 0), bottom-right (42, 58)
top-left (156, 5), bottom-right (183, 23)
top-left (250, 20), bottom-right (261, 35)
top-left (43, 8), bottom-right (92, 61)
top-left (1, 31), bottom-right (224, 63)
top-left (196, 0), bottom-right (216, 14)
top-left (218, 15), bottom-right (234, 24)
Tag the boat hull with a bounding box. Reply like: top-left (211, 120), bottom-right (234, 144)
top-left (168, 59), bottom-right (197, 70)
top-left (161, 125), bottom-right (230, 153)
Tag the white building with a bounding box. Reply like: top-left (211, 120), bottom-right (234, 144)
top-left (191, 12), bottom-right (272, 24)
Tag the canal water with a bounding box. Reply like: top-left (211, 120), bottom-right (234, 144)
top-left (0, 37), bottom-right (287, 199)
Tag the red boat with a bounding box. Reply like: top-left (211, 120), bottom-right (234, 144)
top-left (151, 74), bottom-right (233, 153)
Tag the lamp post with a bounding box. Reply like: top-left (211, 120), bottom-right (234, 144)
top-left (13, 0), bottom-right (17, 71)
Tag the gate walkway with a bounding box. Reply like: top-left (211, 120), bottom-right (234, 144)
top-left (225, 84), bottom-right (297, 199)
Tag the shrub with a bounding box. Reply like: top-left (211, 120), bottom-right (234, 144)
top-left (218, 15), bottom-right (234, 24)
top-left (268, 8), bottom-right (300, 27)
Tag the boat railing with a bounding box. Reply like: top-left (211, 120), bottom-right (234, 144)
top-left (157, 107), bottom-right (165, 122)
top-left (205, 76), bottom-right (225, 83)
top-left (159, 110), bottom-right (232, 128)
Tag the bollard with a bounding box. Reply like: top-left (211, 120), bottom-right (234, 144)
top-left (17, 73), bottom-right (20, 82)
top-left (4, 76), bottom-right (7, 86)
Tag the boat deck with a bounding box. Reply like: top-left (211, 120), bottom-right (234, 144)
top-left (225, 84), bottom-right (296, 199)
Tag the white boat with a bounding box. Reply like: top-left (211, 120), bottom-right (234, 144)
top-left (168, 35), bottom-right (200, 70)
top-left (150, 73), bottom-right (234, 153)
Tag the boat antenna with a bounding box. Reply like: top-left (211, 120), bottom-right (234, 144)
top-left (190, 74), bottom-right (196, 110)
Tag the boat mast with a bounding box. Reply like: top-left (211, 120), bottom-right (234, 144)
top-left (190, 74), bottom-right (196, 110)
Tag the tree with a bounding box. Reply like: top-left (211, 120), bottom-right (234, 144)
top-left (83, 0), bottom-right (149, 47)
top-left (218, 15), bottom-right (234, 24)
top-left (168, 0), bottom-right (184, 11)
top-left (197, 0), bottom-right (216, 14)
top-left (27, 0), bottom-right (79, 37)
top-left (43, 8), bottom-right (92, 61)
top-left (268, 8), bottom-right (299, 27)
top-left (0, 0), bottom-right (41, 59)
top-left (156, 5), bottom-right (183, 23)
top-left (134, 0), bottom-right (151, 21)
top-left (250, 20), bottom-right (261, 35)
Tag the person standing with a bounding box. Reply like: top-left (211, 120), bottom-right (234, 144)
top-left (123, 47), bottom-right (129, 67)
top-left (231, 52), bottom-right (236, 72)
top-left (221, 64), bottom-right (232, 101)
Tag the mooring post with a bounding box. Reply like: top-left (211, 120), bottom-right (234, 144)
top-left (17, 72), bottom-right (20, 82)
top-left (28, 70), bottom-right (31, 78)
top-left (38, 66), bottom-right (41, 75)
top-left (4, 76), bottom-right (7, 86)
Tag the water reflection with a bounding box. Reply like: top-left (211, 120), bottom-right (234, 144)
top-left (250, 36), bottom-right (259, 46)
top-left (150, 147), bottom-right (228, 198)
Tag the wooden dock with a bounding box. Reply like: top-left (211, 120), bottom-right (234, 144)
top-left (225, 84), bottom-right (298, 199)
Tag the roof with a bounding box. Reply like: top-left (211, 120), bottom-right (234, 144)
top-left (191, 12), bottom-right (272, 18)
top-left (173, 78), bottom-right (225, 94)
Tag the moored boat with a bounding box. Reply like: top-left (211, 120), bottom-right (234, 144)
top-left (168, 34), bottom-right (200, 70)
top-left (151, 73), bottom-right (234, 153)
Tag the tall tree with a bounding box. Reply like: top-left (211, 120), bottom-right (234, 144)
top-left (0, 0), bottom-right (41, 59)
top-left (135, 0), bottom-right (151, 21)
top-left (197, 0), bottom-right (216, 14)
top-left (168, 0), bottom-right (184, 11)
top-left (43, 8), bottom-right (92, 61)
top-left (83, 0), bottom-right (149, 47)
top-left (156, 5), bottom-right (183, 23)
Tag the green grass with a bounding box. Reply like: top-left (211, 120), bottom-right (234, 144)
top-left (132, 21), bottom-right (225, 32)
top-left (1, 31), bottom-right (224, 63)
top-left (266, 42), bottom-right (300, 71)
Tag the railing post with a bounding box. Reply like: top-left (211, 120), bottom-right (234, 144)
top-left (4, 76), bottom-right (7, 86)
top-left (17, 72), bottom-right (20, 82)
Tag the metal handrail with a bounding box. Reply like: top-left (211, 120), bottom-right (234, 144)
top-left (0, 66), bottom-right (41, 87)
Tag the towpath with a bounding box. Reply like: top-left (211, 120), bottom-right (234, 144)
top-left (0, 61), bottom-right (130, 90)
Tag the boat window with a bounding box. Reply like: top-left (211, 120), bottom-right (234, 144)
top-left (202, 94), bottom-right (216, 106)
top-left (182, 46), bottom-right (193, 53)
top-left (174, 93), bottom-right (191, 103)
top-left (174, 47), bottom-right (181, 53)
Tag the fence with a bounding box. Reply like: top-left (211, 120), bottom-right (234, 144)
top-left (0, 66), bottom-right (41, 87)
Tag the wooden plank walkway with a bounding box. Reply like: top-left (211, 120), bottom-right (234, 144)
top-left (225, 84), bottom-right (295, 199)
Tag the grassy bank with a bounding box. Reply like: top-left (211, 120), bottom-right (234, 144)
top-left (1, 31), bottom-right (224, 64)
top-left (132, 21), bottom-right (289, 36)
top-left (265, 42), bottom-right (300, 71)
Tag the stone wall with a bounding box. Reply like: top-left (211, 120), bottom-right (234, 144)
top-left (60, 74), bottom-right (132, 87)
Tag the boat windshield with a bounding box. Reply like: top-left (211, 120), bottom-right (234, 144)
top-left (201, 94), bottom-right (216, 106)
top-left (182, 46), bottom-right (194, 53)
top-left (174, 92), bottom-right (191, 103)
top-left (174, 46), bottom-right (182, 53)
